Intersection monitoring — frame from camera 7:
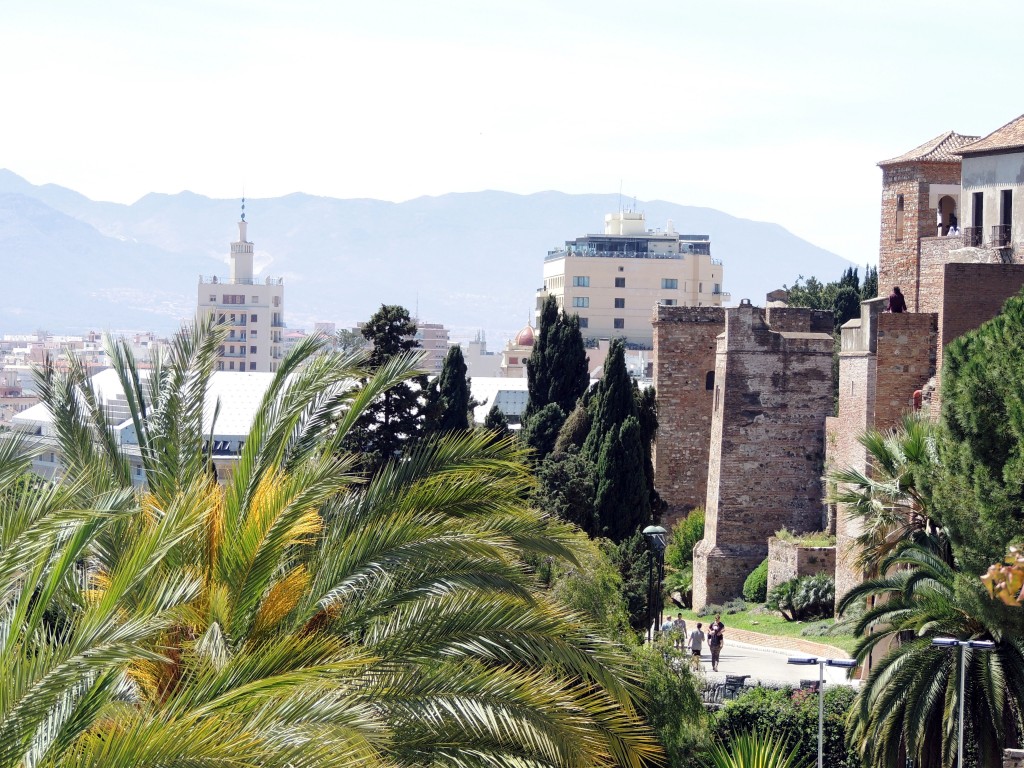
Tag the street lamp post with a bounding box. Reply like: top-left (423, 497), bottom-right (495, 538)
top-left (931, 637), bottom-right (996, 768)
top-left (642, 524), bottom-right (667, 643)
top-left (787, 656), bottom-right (858, 768)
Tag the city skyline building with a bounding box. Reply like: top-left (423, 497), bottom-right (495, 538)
top-left (197, 202), bottom-right (285, 372)
top-left (536, 211), bottom-right (728, 348)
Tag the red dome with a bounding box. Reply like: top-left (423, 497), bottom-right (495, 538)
top-left (515, 324), bottom-right (535, 347)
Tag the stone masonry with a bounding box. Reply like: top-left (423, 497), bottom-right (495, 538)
top-left (766, 538), bottom-right (837, 593)
top-left (828, 299), bottom-right (937, 601)
top-left (652, 305), bottom-right (725, 522)
top-left (693, 301), bottom-right (834, 610)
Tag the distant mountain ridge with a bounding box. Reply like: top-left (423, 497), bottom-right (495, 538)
top-left (0, 170), bottom-right (855, 342)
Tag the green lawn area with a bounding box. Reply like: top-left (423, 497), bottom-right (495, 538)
top-left (673, 605), bottom-right (862, 655)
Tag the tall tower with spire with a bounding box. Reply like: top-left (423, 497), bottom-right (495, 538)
top-left (197, 200), bottom-right (285, 373)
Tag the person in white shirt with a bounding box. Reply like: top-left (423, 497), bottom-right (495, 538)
top-left (687, 622), bottom-right (706, 669)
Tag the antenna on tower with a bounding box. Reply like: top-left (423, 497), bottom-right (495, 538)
top-left (618, 180), bottom-right (623, 214)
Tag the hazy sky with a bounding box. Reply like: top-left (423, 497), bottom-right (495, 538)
top-left (2, 0), bottom-right (1021, 267)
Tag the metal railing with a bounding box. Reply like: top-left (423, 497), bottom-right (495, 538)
top-left (992, 224), bottom-right (1011, 247)
top-left (963, 227), bottom-right (983, 247)
top-left (199, 276), bottom-right (285, 286)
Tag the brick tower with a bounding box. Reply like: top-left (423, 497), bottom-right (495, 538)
top-left (651, 305), bottom-right (725, 522)
top-left (693, 301), bottom-right (834, 610)
top-left (877, 132), bottom-right (976, 311)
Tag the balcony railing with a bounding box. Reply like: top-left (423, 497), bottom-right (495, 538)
top-left (199, 276), bottom-right (285, 286)
top-left (546, 248), bottom-right (683, 261)
top-left (992, 224), bottom-right (1011, 247)
top-left (713, 290), bottom-right (732, 299)
top-left (963, 227), bottom-right (983, 247)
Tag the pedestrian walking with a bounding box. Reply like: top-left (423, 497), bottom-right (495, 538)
top-left (672, 613), bottom-right (687, 650)
top-left (687, 622), bottom-right (706, 670)
top-left (708, 614), bottom-right (725, 672)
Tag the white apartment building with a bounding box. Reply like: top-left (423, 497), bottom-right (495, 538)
top-left (198, 206), bottom-right (285, 372)
top-left (537, 211), bottom-right (727, 347)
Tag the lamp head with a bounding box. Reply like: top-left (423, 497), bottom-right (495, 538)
top-left (787, 657), bottom-right (818, 665)
top-left (826, 659), bottom-right (858, 668)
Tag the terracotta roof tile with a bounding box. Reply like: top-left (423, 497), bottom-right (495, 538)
top-left (956, 114), bottom-right (1024, 156)
top-left (878, 131), bottom-right (979, 166)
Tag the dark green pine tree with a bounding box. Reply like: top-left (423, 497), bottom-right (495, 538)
top-left (424, 345), bottom-right (471, 434)
top-left (482, 403), bottom-right (510, 437)
top-left (523, 295), bottom-right (589, 459)
top-left (935, 288), bottom-right (1024, 573)
top-left (342, 304), bottom-right (426, 475)
top-left (521, 403), bottom-right (565, 460)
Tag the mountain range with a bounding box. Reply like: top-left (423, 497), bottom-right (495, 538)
top-left (0, 170), bottom-right (855, 344)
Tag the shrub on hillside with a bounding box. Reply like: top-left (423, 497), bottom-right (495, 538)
top-left (766, 573), bottom-right (835, 622)
top-left (743, 558), bottom-right (769, 602)
top-left (666, 508), bottom-right (705, 571)
top-left (712, 685), bottom-right (859, 768)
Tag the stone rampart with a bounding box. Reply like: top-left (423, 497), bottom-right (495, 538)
top-left (694, 302), bottom-right (834, 610)
top-left (766, 538), bottom-right (837, 592)
top-left (652, 305), bottom-right (725, 522)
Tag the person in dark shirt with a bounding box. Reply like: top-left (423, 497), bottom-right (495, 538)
top-left (887, 286), bottom-right (907, 313)
top-left (708, 614), bottom-right (725, 672)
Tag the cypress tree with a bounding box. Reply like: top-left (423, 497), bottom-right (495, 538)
top-left (524, 294), bottom-right (589, 445)
top-left (593, 416), bottom-right (651, 542)
top-left (583, 339), bottom-right (636, 463)
top-left (425, 345), bottom-right (471, 434)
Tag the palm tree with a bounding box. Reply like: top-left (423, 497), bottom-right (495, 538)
top-left (838, 539), bottom-right (1024, 768)
top-left (5, 319), bottom-right (663, 768)
top-left (704, 730), bottom-right (811, 768)
top-left (829, 413), bottom-right (947, 575)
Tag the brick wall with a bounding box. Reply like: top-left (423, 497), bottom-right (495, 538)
top-left (937, 262), bottom-right (1024, 388)
top-left (652, 305), bottom-right (725, 521)
top-left (878, 162), bottom-right (962, 312)
top-left (694, 302), bottom-right (834, 609)
top-left (873, 312), bottom-right (937, 428)
top-left (830, 351), bottom-right (874, 602)
top-left (766, 538), bottom-right (837, 592)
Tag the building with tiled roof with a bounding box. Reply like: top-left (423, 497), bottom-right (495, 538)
top-left (957, 113), bottom-right (1024, 157)
top-left (878, 130), bottom-right (980, 166)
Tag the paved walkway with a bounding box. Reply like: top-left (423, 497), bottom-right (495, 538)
top-left (660, 627), bottom-right (859, 688)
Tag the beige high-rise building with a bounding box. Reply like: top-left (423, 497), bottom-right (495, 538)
top-left (198, 204), bottom-right (285, 372)
top-left (537, 211), bottom-right (727, 347)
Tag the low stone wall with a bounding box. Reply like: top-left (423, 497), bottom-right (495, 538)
top-left (767, 538), bottom-right (836, 592)
top-left (1004, 749), bottom-right (1024, 768)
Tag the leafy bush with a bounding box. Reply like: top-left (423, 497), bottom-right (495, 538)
top-left (666, 508), bottom-right (705, 571)
top-left (634, 643), bottom-right (712, 766)
top-left (713, 685), bottom-right (859, 768)
top-left (766, 573), bottom-right (835, 622)
top-left (743, 558), bottom-right (769, 602)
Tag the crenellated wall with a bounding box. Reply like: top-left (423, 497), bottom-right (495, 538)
top-left (693, 301), bottom-right (834, 610)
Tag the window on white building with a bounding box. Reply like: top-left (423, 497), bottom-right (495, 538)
top-left (614, 298), bottom-right (625, 309)
top-left (661, 278), bottom-right (678, 289)
top-left (572, 297), bottom-right (589, 308)
top-left (615, 277), bottom-right (625, 288)
top-left (613, 318), bottom-right (624, 329)
top-left (579, 317), bottom-right (589, 328)
top-left (572, 276), bottom-right (590, 287)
